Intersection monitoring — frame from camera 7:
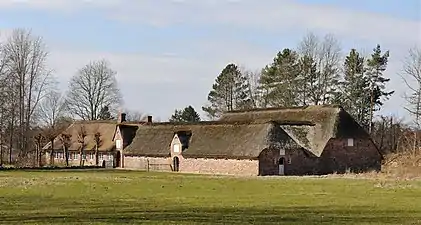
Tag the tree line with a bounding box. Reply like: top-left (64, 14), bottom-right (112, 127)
top-left (202, 33), bottom-right (398, 130)
top-left (0, 29), bottom-right (124, 166)
top-left (0, 28), bottom-right (419, 166)
top-left (200, 32), bottom-right (421, 155)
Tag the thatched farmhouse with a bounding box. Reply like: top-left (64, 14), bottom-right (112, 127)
top-left (44, 105), bottom-right (382, 176)
top-left (43, 121), bottom-right (117, 167)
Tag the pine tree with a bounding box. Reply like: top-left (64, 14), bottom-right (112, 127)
top-left (298, 55), bottom-right (319, 106)
top-left (202, 63), bottom-right (251, 119)
top-left (340, 49), bottom-right (371, 128)
top-left (170, 106), bottom-right (201, 122)
top-left (259, 48), bottom-right (301, 107)
top-left (366, 44), bottom-right (394, 132)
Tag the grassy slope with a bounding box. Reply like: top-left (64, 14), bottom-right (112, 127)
top-left (0, 170), bottom-right (420, 225)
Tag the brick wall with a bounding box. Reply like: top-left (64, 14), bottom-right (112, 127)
top-left (320, 138), bottom-right (381, 173)
top-left (258, 148), bottom-right (279, 176)
top-left (283, 138), bottom-right (382, 175)
top-left (45, 151), bottom-right (113, 167)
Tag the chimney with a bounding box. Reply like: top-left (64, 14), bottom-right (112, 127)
top-left (118, 112), bottom-right (126, 123)
top-left (147, 115), bottom-right (153, 123)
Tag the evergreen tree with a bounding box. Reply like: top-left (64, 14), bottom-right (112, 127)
top-left (169, 106), bottom-right (201, 122)
top-left (259, 48), bottom-right (301, 107)
top-left (366, 44), bottom-right (394, 132)
top-left (298, 55), bottom-right (319, 106)
top-left (98, 105), bottom-right (114, 120)
top-left (340, 49), bottom-right (371, 128)
top-left (202, 63), bottom-right (251, 119)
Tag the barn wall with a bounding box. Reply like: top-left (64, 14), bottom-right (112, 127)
top-left (258, 148), bottom-right (279, 176)
top-left (123, 156), bottom-right (172, 171)
top-left (320, 138), bottom-right (382, 174)
top-left (284, 148), bottom-right (320, 175)
top-left (180, 157), bottom-right (259, 176)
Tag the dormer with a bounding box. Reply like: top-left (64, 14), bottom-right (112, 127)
top-left (171, 130), bottom-right (192, 155)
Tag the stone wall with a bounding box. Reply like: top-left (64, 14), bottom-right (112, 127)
top-left (124, 156), bottom-right (172, 172)
top-left (123, 155), bottom-right (259, 176)
top-left (179, 157), bottom-right (258, 176)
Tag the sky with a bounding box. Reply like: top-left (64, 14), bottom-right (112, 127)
top-left (0, 0), bottom-right (420, 121)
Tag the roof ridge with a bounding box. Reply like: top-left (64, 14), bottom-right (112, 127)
top-left (224, 104), bottom-right (342, 114)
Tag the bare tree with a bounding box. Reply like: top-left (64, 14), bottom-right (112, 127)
top-left (33, 132), bottom-right (44, 167)
top-left (38, 90), bottom-right (67, 127)
top-left (93, 130), bottom-right (102, 166)
top-left (59, 132), bottom-right (71, 167)
top-left (297, 32), bottom-right (342, 105)
top-left (401, 47), bottom-right (421, 127)
top-left (240, 66), bottom-right (262, 108)
top-left (66, 60), bottom-right (122, 120)
top-left (1, 28), bottom-right (53, 159)
top-left (77, 125), bottom-right (87, 166)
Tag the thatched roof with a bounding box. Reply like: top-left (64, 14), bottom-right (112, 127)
top-left (124, 105), bottom-right (372, 159)
top-left (43, 121), bottom-right (117, 152)
top-left (220, 105), bottom-right (372, 157)
top-left (124, 122), bottom-right (274, 159)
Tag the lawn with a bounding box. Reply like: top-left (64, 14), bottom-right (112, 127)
top-left (0, 170), bottom-right (420, 224)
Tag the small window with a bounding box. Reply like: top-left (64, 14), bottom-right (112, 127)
top-left (347, 138), bottom-right (354, 147)
top-left (287, 158), bottom-right (292, 164)
top-left (173, 144), bottom-right (180, 153)
top-left (116, 139), bottom-right (122, 149)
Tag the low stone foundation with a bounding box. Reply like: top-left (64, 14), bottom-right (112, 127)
top-left (180, 157), bottom-right (259, 176)
top-left (124, 156), bottom-right (172, 172)
top-left (123, 155), bottom-right (259, 176)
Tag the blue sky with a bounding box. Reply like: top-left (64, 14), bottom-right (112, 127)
top-left (0, 0), bottom-right (420, 121)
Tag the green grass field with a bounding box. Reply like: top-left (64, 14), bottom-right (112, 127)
top-left (0, 170), bottom-right (420, 225)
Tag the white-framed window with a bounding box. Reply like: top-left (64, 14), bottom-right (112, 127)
top-left (347, 138), bottom-right (354, 147)
top-left (116, 139), bottom-right (122, 149)
top-left (279, 149), bottom-right (285, 155)
top-left (58, 152), bottom-right (63, 159)
top-left (54, 152), bottom-right (59, 159)
top-left (89, 153), bottom-right (94, 160)
top-left (173, 144), bottom-right (180, 153)
top-left (99, 153), bottom-right (104, 160)
top-left (73, 152), bottom-right (78, 160)
top-left (108, 153), bottom-right (113, 161)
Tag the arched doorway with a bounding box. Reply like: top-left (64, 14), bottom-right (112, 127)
top-left (173, 156), bottom-right (180, 172)
top-left (115, 151), bottom-right (121, 168)
top-left (278, 157), bottom-right (285, 175)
